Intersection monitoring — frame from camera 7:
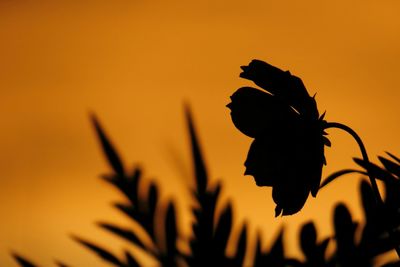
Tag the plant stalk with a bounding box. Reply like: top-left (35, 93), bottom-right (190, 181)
top-left (325, 122), bottom-right (400, 258)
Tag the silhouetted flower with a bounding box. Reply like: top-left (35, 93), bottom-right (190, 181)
top-left (227, 60), bottom-right (330, 216)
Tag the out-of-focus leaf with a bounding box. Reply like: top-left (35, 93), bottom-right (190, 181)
top-left (130, 168), bottom-right (141, 206)
top-left (363, 234), bottom-right (400, 258)
top-left (300, 222), bottom-right (317, 258)
top-left (12, 254), bottom-right (38, 267)
top-left (185, 105), bottom-right (208, 195)
top-left (232, 223), bottom-right (247, 265)
top-left (125, 251), bottom-right (140, 267)
top-left (386, 152), bottom-right (400, 164)
top-left (142, 183), bottom-right (158, 240)
top-left (114, 203), bottom-right (141, 223)
top-left (213, 203), bottom-right (233, 255)
top-left (299, 221), bottom-right (330, 266)
top-left (379, 156), bottom-right (400, 178)
top-left (72, 236), bottom-right (124, 267)
top-left (91, 114), bottom-right (125, 176)
top-left (165, 202), bottom-right (178, 257)
top-left (148, 183), bottom-right (158, 217)
top-left (360, 180), bottom-right (378, 224)
top-left (354, 158), bottom-right (398, 184)
top-left (270, 229), bottom-right (285, 262)
top-left (102, 168), bottom-right (142, 208)
top-left (254, 233), bottom-right (264, 265)
top-left (98, 222), bottom-right (147, 250)
top-left (253, 229), bottom-right (287, 267)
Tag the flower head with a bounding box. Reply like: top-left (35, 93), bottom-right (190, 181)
top-left (227, 60), bottom-right (330, 216)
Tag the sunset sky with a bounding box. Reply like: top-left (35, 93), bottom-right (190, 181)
top-left (1, 1), bottom-right (400, 266)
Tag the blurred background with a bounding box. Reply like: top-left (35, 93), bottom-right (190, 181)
top-left (0, 0), bottom-right (399, 266)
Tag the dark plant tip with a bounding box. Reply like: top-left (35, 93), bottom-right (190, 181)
top-left (69, 234), bottom-right (80, 241)
top-left (12, 253), bottom-right (37, 267)
top-left (386, 151), bottom-right (400, 162)
top-left (95, 221), bottom-right (107, 227)
top-left (88, 111), bottom-right (97, 119)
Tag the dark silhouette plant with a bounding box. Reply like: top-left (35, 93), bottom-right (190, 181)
top-left (227, 60), bottom-right (329, 216)
top-left (11, 60), bottom-right (400, 266)
top-left (226, 59), bottom-right (386, 217)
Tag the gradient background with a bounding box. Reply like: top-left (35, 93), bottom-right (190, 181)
top-left (1, 1), bottom-right (400, 266)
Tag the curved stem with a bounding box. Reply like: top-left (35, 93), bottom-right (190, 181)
top-left (325, 122), bottom-right (382, 203)
top-left (325, 121), bottom-right (400, 257)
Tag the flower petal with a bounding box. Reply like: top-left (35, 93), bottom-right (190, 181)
top-left (244, 120), bottom-right (324, 215)
top-left (227, 87), bottom-right (297, 138)
top-left (244, 136), bottom-right (289, 187)
top-left (240, 60), bottom-right (318, 118)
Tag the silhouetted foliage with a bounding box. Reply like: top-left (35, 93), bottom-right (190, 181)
top-left (12, 253), bottom-right (68, 267)
top-left (299, 222), bottom-right (330, 267)
top-left (12, 60), bottom-right (400, 267)
top-left (184, 106), bottom-right (248, 267)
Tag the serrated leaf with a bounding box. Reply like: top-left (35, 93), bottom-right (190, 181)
top-left (213, 203), bottom-right (233, 255)
top-left (125, 251), bottom-right (140, 267)
top-left (130, 168), bottom-right (142, 206)
top-left (98, 222), bottom-right (147, 249)
top-left (73, 236), bottom-right (124, 266)
top-left (91, 114), bottom-right (125, 176)
top-left (114, 203), bottom-right (142, 224)
top-left (318, 238), bottom-right (330, 257)
top-left (253, 233), bottom-right (269, 267)
top-left (185, 105), bottom-right (208, 195)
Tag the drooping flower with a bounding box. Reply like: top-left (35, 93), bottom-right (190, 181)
top-left (227, 60), bottom-right (330, 216)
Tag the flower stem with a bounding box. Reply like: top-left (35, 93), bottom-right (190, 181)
top-left (325, 122), bottom-right (381, 202)
top-left (325, 122), bottom-right (400, 257)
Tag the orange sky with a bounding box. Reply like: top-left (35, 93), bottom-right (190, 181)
top-left (1, 1), bottom-right (400, 266)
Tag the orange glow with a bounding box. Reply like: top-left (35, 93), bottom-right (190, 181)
top-left (1, 1), bottom-right (400, 266)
